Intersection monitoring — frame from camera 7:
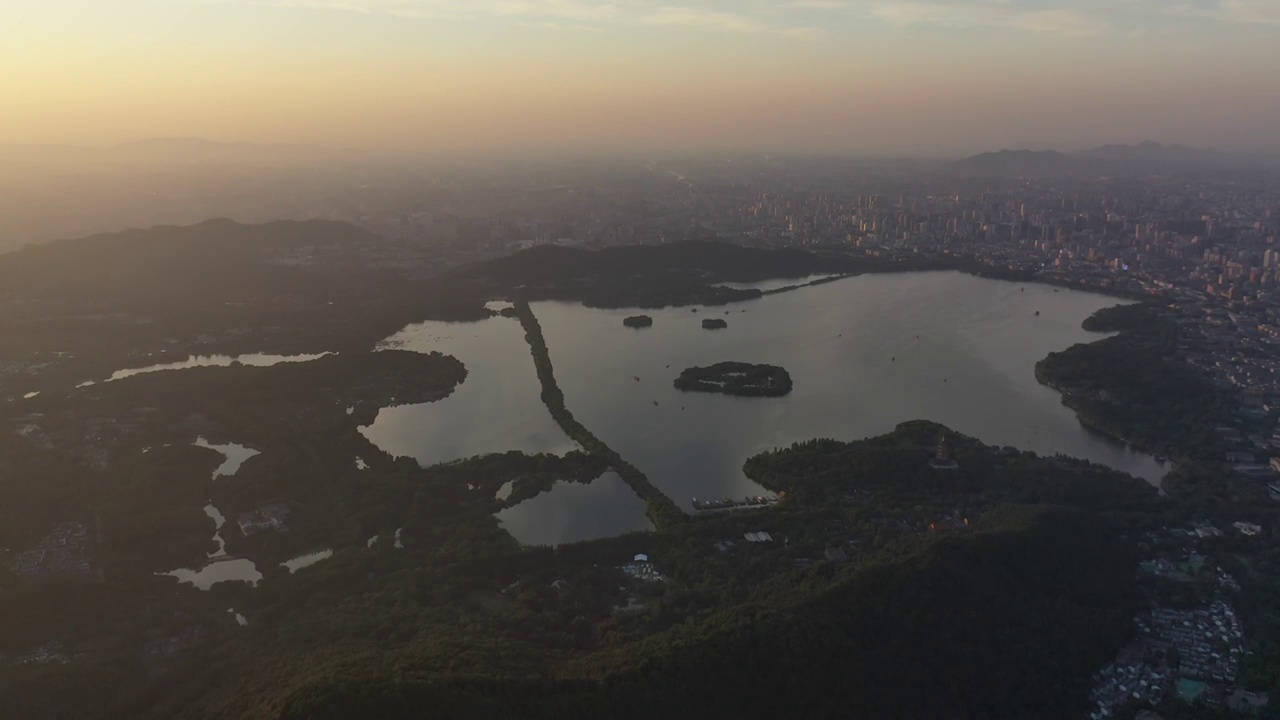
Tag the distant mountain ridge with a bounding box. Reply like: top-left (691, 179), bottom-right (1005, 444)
top-left (951, 149), bottom-right (1072, 176)
top-left (0, 218), bottom-right (383, 302)
top-left (950, 141), bottom-right (1252, 175)
top-left (453, 240), bottom-right (861, 309)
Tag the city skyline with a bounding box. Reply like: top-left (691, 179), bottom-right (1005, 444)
top-left (4, 0), bottom-right (1280, 155)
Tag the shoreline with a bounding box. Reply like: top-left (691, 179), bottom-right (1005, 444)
top-left (508, 264), bottom-right (1185, 489)
top-left (758, 265), bottom-right (1179, 475)
top-left (513, 301), bottom-right (685, 529)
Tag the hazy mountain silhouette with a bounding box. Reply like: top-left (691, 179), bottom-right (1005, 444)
top-left (951, 141), bottom-right (1241, 175)
top-left (1008, 141), bottom-right (1076, 152)
top-left (950, 149), bottom-right (1072, 175)
top-left (0, 218), bottom-right (382, 300)
top-left (1076, 140), bottom-right (1220, 165)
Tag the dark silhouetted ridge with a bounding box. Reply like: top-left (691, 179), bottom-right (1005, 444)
top-left (951, 141), bottom-right (1238, 175)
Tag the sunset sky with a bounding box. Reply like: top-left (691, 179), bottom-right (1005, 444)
top-left (4, 0), bottom-right (1279, 155)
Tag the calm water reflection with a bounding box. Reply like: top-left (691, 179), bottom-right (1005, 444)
top-left (534, 271), bottom-right (1168, 509)
top-left (164, 558), bottom-right (263, 591)
top-left (195, 437), bottom-right (260, 479)
top-left (359, 318), bottom-right (577, 466)
top-left (362, 271), bottom-right (1166, 541)
top-left (103, 352), bottom-right (332, 383)
top-left (714, 274), bottom-right (842, 292)
top-left (497, 471), bottom-right (653, 546)
top-left (281, 550), bottom-right (333, 573)
top-left (204, 504), bottom-right (227, 558)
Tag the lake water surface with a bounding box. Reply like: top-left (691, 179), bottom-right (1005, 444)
top-left (97, 352), bottom-right (332, 384)
top-left (204, 504), bottom-right (227, 558)
top-left (359, 318), bottom-right (577, 465)
top-left (496, 471), bottom-right (653, 546)
top-left (195, 438), bottom-right (260, 479)
top-left (534, 271), bottom-right (1167, 509)
top-left (163, 440), bottom-right (264, 587)
top-left (164, 558), bottom-right (263, 591)
top-left (713, 274), bottom-right (843, 292)
top-left (281, 550), bottom-right (333, 573)
top-left (363, 271), bottom-right (1167, 540)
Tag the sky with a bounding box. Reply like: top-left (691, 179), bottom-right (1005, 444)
top-left (3, 0), bottom-right (1279, 156)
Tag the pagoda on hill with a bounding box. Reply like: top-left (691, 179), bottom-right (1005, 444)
top-left (929, 433), bottom-right (960, 470)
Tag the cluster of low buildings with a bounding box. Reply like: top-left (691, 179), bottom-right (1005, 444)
top-left (1090, 634), bottom-right (1171, 716)
top-left (1181, 308), bottom-right (1280, 396)
top-left (1233, 521), bottom-right (1263, 536)
top-left (236, 503), bottom-right (290, 537)
top-left (1090, 533), bottom-right (1258, 720)
top-left (0, 359), bottom-right (54, 381)
top-left (1140, 554), bottom-right (1203, 583)
top-left (1090, 597), bottom-right (1246, 718)
top-left (1151, 600), bottom-right (1244, 683)
top-left (621, 553), bottom-right (662, 581)
top-left (10, 521), bottom-right (91, 579)
top-left (13, 415), bottom-right (53, 449)
top-left (1093, 520), bottom-right (1259, 718)
top-left (1210, 405), bottom-right (1280, 500)
top-left (690, 495), bottom-right (779, 512)
top-left (142, 625), bottom-right (208, 675)
top-left (1171, 518), bottom-right (1263, 541)
top-left (10, 641), bottom-right (67, 665)
top-left (1185, 521), bottom-right (1223, 539)
top-left (712, 539), bottom-right (737, 553)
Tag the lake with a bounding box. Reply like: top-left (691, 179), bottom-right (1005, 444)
top-left (496, 471), bottom-right (653, 547)
top-left (163, 558), bottom-right (263, 591)
top-left (195, 438), bottom-right (260, 479)
top-left (713, 274), bottom-right (843, 292)
top-left (164, 439), bottom-right (263, 587)
top-left (359, 315), bottom-right (578, 465)
top-left (281, 549), bottom-right (333, 573)
top-left (535, 271), bottom-right (1167, 510)
top-left (362, 271), bottom-right (1168, 542)
top-left (89, 352), bottom-right (333, 385)
top-left (204, 504), bottom-right (228, 558)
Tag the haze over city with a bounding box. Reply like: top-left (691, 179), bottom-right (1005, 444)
top-left (6, 0), bottom-right (1280, 155)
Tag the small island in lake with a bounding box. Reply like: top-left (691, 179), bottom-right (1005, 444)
top-left (674, 361), bottom-right (792, 397)
top-left (702, 318), bottom-right (728, 330)
top-left (623, 315), bottom-right (654, 328)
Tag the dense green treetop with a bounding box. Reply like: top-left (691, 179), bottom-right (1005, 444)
top-left (673, 362), bottom-right (792, 397)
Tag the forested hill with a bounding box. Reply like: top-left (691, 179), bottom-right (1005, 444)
top-left (1035, 303), bottom-right (1231, 460)
top-left (271, 423), bottom-right (1157, 720)
top-left (276, 505), bottom-right (1137, 720)
top-left (0, 218), bottom-right (384, 306)
top-left (451, 241), bottom-right (881, 308)
top-left (0, 219), bottom-right (487, 388)
top-left (458, 241), bottom-right (838, 285)
top-left (6, 418), bottom-right (1159, 720)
